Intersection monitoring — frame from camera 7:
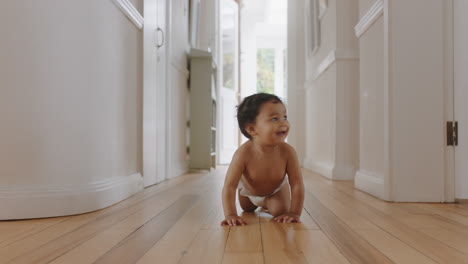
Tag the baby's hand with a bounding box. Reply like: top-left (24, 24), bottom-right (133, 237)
top-left (273, 213), bottom-right (301, 223)
top-left (221, 215), bottom-right (248, 226)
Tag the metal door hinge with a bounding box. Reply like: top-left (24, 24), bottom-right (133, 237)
top-left (447, 121), bottom-right (458, 146)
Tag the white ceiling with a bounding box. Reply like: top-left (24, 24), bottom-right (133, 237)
top-left (241, 0), bottom-right (287, 37)
top-left (242, 0), bottom-right (287, 25)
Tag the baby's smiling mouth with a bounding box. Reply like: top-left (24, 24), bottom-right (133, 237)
top-left (277, 131), bottom-right (287, 136)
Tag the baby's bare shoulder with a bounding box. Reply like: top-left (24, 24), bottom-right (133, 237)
top-left (279, 142), bottom-right (297, 156)
top-left (232, 141), bottom-right (254, 161)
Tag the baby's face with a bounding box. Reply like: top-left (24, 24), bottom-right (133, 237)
top-left (250, 101), bottom-right (289, 144)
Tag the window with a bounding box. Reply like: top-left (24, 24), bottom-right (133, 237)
top-left (257, 48), bottom-right (275, 94)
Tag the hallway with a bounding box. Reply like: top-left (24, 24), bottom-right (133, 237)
top-left (2, 168), bottom-right (468, 264)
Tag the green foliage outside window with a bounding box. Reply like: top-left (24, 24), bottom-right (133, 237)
top-left (257, 49), bottom-right (275, 94)
top-left (223, 52), bottom-right (234, 89)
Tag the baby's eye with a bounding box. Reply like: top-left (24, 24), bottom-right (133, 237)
top-left (271, 117), bottom-right (278, 121)
top-left (283, 116), bottom-right (288, 120)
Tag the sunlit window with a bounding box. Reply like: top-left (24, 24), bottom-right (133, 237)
top-left (257, 48), bottom-right (275, 94)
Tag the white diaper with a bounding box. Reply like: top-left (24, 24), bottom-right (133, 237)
top-left (237, 177), bottom-right (288, 207)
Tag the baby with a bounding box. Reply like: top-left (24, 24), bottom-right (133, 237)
top-left (221, 93), bottom-right (304, 226)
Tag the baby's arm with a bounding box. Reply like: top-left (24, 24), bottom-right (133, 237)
top-left (221, 150), bottom-right (248, 226)
top-left (273, 145), bottom-right (304, 223)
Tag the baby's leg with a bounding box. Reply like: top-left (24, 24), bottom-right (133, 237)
top-left (264, 184), bottom-right (291, 217)
top-left (238, 190), bottom-right (258, 212)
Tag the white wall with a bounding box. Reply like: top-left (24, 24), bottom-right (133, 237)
top-left (303, 0), bottom-right (360, 180)
top-left (0, 0), bottom-right (144, 219)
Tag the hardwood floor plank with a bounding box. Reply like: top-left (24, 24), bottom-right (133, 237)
top-left (415, 203), bottom-right (468, 227)
top-left (48, 229), bottom-right (132, 264)
top-left (304, 191), bottom-right (394, 264)
top-left (303, 171), bottom-right (468, 264)
top-left (48, 191), bottom-right (191, 264)
top-left (201, 203), bottom-right (226, 230)
top-left (419, 227), bottom-right (468, 255)
top-left (178, 229), bottom-right (229, 264)
top-left (391, 203), bottom-right (434, 215)
top-left (224, 212), bottom-right (262, 253)
top-left (435, 204), bottom-right (468, 217)
top-left (0, 211), bottom-right (122, 263)
top-left (222, 252), bottom-right (264, 264)
top-left (135, 180), bottom-right (224, 264)
top-left (293, 208), bottom-right (320, 230)
top-left (260, 220), bottom-right (309, 263)
top-left (303, 180), bottom-right (378, 230)
top-left (355, 228), bottom-right (438, 264)
top-left (0, 217), bottom-right (68, 248)
top-left (332, 198), bottom-right (468, 263)
top-left (94, 195), bottom-right (199, 264)
top-left (295, 230), bottom-right (350, 264)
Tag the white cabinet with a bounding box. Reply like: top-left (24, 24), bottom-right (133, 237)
top-left (189, 48), bottom-right (217, 170)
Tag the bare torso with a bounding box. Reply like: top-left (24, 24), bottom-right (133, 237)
top-left (239, 141), bottom-right (289, 196)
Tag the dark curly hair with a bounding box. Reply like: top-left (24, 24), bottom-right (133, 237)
top-left (237, 93), bottom-right (283, 139)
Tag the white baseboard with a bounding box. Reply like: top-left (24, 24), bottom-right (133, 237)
top-left (354, 170), bottom-right (387, 200)
top-left (303, 158), bottom-right (333, 179)
top-left (0, 173), bottom-right (143, 220)
top-left (332, 164), bottom-right (356, 180)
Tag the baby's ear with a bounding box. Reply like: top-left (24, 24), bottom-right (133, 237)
top-left (245, 124), bottom-right (256, 137)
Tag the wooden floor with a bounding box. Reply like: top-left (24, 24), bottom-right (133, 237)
top-left (2, 168), bottom-right (468, 264)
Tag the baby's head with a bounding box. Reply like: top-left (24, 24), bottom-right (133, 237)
top-left (237, 93), bottom-right (284, 139)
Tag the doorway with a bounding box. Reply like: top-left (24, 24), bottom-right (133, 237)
top-left (239, 0), bottom-right (288, 144)
top-left (217, 0), bottom-right (289, 163)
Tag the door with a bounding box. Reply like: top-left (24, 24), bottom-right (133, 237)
top-left (218, 0), bottom-right (239, 164)
top-left (143, 0), bottom-right (167, 187)
top-left (454, 0), bottom-right (468, 199)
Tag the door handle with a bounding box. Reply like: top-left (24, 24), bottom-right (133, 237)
top-left (157, 27), bottom-right (165, 48)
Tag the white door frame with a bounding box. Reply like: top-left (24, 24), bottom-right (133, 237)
top-left (453, 0), bottom-right (468, 201)
top-left (217, 0), bottom-right (240, 165)
top-left (143, 0), bottom-right (169, 187)
top-left (444, 0), bottom-right (455, 202)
